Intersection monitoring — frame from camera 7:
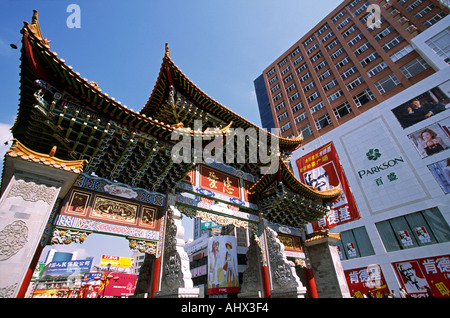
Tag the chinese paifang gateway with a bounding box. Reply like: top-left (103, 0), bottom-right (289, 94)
top-left (0, 10), bottom-right (350, 298)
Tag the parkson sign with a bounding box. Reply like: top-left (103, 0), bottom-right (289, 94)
top-left (357, 149), bottom-right (405, 179)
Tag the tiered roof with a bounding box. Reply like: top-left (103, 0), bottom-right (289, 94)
top-left (10, 10), bottom-right (341, 223)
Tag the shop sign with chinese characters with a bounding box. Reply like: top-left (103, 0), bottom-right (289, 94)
top-left (296, 142), bottom-right (360, 230)
top-left (200, 165), bottom-right (241, 199)
top-left (357, 148), bottom-right (405, 187)
top-left (394, 255), bottom-right (450, 298)
top-left (345, 265), bottom-right (389, 298)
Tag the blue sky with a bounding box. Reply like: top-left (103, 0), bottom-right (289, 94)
top-left (1, 0), bottom-right (342, 264)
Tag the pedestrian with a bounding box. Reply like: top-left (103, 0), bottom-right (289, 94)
top-left (390, 290), bottom-right (397, 298)
top-left (425, 286), bottom-right (435, 298)
top-left (399, 286), bottom-right (409, 298)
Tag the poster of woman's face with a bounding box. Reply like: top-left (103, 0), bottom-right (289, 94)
top-left (427, 157), bottom-right (450, 194)
top-left (407, 117), bottom-right (450, 158)
top-left (391, 80), bottom-right (450, 129)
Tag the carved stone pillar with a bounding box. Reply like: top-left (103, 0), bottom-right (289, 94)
top-left (0, 140), bottom-right (85, 297)
top-left (265, 226), bottom-right (307, 298)
top-left (154, 194), bottom-right (199, 298)
top-left (303, 229), bottom-right (351, 298)
top-left (238, 234), bottom-right (264, 298)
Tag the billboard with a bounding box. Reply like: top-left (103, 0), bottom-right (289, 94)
top-left (393, 255), bottom-right (450, 298)
top-left (98, 272), bottom-right (137, 297)
top-left (40, 259), bottom-right (93, 279)
top-left (207, 235), bottom-right (239, 295)
top-left (100, 255), bottom-right (134, 268)
top-left (295, 142), bottom-right (360, 230)
top-left (391, 80), bottom-right (449, 129)
top-left (345, 265), bottom-right (389, 298)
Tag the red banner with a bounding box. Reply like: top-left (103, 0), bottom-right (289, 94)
top-left (345, 265), bottom-right (389, 298)
top-left (200, 165), bottom-right (241, 199)
top-left (98, 272), bottom-right (137, 297)
top-left (393, 255), bottom-right (450, 298)
top-left (295, 142), bottom-right (360, 230)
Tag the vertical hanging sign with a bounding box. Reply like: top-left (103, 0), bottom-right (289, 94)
top-left (295, 142), bottom-right (360, 230)
top-left (207, 235), bottom-right (239, 295)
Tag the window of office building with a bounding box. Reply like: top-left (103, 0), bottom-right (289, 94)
top-left (376, 207), bottom-right (450, 252)
top-left (424, 11), bottom-right (447, 27)
top-left (375, 73), bottom-right (401, 94)
top-left (328, 89), bottom-right (344, 102)
top-left (400, 57), bottom-right (429, 78)
top-left (315, 113), bottom-right (332, 130)
top-left (334, 101), bottom-right (353, 119)
top-left (390, 44), bottom-right (414, 62)
top-left (361, 52), bottom-right (380, 67)
top-left (303, 81), bottom-right (316, 92)
top-left (336, 227), bottom-right (375, 260)
top-left (382, 35), bottom-right (404, 51)
top-left (277, 111), bottom-right (288, 122)
top-left (275, 101), bottom-right (285, 111)
top-left (298, 124), bottom-right (313, 138)
top-left (353, 88), bottom-right (375, 106)
top-left (346, 76), bottom-right (365, 90)
top-left (367, 62), bottom-right (388, 77)
top-left (425, 27), bottom-right (450, 64)
top-left (295, 111), bottom-right (307, 123)
top-left (280, 122), bottom-right (291, 133)
top-left (292, 101), bottom-right (303, 113)
top-left (310, 101), bottom-right (325, 114)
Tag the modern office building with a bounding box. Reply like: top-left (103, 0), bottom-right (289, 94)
top-left (255, 0), bottom-right (449, 144)
top-left (255, 0), bottom-right (450, 298)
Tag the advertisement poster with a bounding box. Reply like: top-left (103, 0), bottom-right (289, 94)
top-left (391, 80), bottom-right (449, 129)
top-left (98, 272), bottom-right (137, 297)
top-left (295, 142), bottom-right (360, 230)
top-left (207, 235), bottom-right (239, 295)
top-left (100, 255), bottom-right (134, 268)
top-left (427, 157), bottom-right (450, 194)
top-left (407, 117), bottom-right (450, 159)
top-left (345, 265), bottom-right (389, 298)
top-left (40, 259), bottom-right (93, 279)
top-left (394, 255), bottom-right (450, 298)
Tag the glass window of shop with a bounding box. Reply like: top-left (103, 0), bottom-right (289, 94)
top-left (376, 207), bottom-right (450, 252)
top-left (337, 226), bottom-right (375, 260)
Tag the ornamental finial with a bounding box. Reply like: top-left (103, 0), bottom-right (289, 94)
top-left (165, 43), bottom-right (170, 58)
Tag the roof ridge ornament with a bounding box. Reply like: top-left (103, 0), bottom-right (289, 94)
top-left (27, 10), bottom-right (50, 47)
top-left (165, 43), bottom-right (170, 58)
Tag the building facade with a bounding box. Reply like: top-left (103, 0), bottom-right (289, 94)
top-left (290, 15), bottom-right (450, 297)
top-left (255, 0), bottom-right (449, 144)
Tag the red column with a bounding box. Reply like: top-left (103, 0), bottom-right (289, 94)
top-left (151, 256), bottom-right (161, 298)
top-left (261, 265), bottom-right (271, 298)
top-left (16, 243), bottom-right (45, 298)
top-left (305, 268), bottom-right (319, 298)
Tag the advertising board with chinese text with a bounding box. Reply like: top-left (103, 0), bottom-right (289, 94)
top-left (98, 272), bottom-right (138, 297)
top-left (393, 255), bottom-right (450, 298)
top-left (207, 235), bottom-right (239, 295)
top-left (100, 255), bottom-right (134, 268)
top-left (345, 265), bottom-right (389, 298)
top-left (295, 142), bottom-right (360, 230)
top-left (40, 259), bottom-right (93, 279)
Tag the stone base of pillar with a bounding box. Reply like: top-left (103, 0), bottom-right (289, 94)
top-left (303, 228), bottom-right (351, 298)
top-left (238, 290), bottom-right (262, 298)
top-left (154, 288), bottom-right (200, 298)
top-left (270, 286), bottom-right (307, 298)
